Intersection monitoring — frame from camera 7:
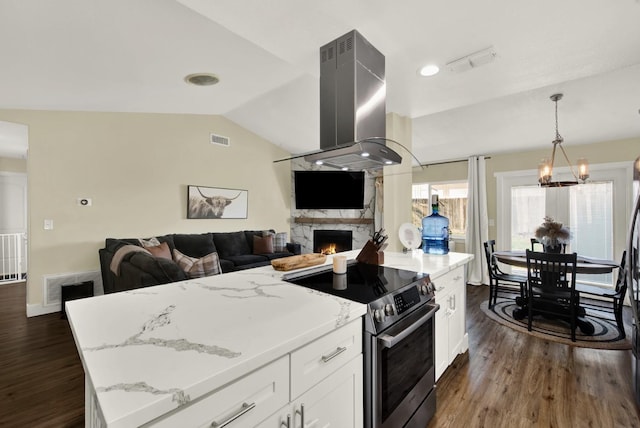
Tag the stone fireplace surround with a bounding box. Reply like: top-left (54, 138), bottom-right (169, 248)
top-left (290, 159), bottom-right (377, 254)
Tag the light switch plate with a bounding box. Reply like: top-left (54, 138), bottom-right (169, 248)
top-left (44, 219), bottom-right (54, 230)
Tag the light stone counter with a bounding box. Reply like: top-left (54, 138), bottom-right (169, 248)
top-left (332, 249), bottom-right (474, 280)
top-left (66, 250), bottom-right (472, 427)
top-left (66, 266), bottom-right (366, 428)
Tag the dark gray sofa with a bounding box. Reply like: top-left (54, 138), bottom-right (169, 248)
top-left (99, 230), bottom-right (300, 294)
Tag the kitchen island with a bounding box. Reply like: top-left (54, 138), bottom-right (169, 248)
top-left (66, 250), bottom-right (472, 427)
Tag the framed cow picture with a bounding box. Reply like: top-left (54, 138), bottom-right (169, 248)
top-left (187, 185), bottom-right (248, 219)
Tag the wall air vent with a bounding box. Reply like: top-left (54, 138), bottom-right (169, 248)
top-left (210, 133), bottom-right (230, 147)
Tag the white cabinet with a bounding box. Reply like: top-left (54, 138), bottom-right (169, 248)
top-left (433, 266), bottom-right (467, 381)
top-left (148, 356), bottom-right (290, 428)
top-left (259, 354), bottom-right (363, 428)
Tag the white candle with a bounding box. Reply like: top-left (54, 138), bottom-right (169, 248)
top-left (333, 255), bottom-right (347, 274)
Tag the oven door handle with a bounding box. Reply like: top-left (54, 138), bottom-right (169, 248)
top-left (378, 304), bottom-right (440, 349)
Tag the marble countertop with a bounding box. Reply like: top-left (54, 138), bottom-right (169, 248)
top-left (66, 250), bottom-right (472, 427)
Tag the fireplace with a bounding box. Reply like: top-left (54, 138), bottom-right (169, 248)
top-left (313, 230), bottom-right (353, 254)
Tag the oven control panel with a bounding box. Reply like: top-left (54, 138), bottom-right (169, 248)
top-left (393, 286), bottom-right (420, 315)
top-left (367, 276), bottom-right (434, 334)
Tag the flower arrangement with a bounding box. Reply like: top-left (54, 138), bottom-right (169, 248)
top-left (534, 216), bottom-right (571, 249)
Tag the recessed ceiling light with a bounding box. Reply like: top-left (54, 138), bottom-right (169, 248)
top-left (315, 160), bottom-right (324, 165)
top-left (361, 152), bottom-right (370, 157)
top-left (419, 64), bottom-right (440, 77)
top-left (184, 73), bottom-right (220, 86)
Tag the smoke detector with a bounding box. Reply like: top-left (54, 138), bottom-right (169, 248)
top-left (446, 46), bottom-right (496, 73)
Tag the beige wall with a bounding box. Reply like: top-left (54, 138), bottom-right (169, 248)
top-left (413, 137), bottom-right (640, 241)
top-left (0, 110), bottom-right (292, 308)
top-left (383, 113), bottom-right (414, 252)
top-left (0, 156), bottom-right (27, 173)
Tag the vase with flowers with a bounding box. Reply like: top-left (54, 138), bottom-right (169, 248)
top-left (534, 216), bottom-right (571, 253)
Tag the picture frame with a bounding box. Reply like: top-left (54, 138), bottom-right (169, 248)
top-left (187, 185), bottom-right (248, 219)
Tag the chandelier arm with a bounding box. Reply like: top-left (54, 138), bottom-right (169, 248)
top-left (557, 143), bottom-right (580, 181)
top-left (550, 142), bottom-right (557, 173)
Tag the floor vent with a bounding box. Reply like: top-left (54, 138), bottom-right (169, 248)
top-left (210, 133), bottom-right (230, 147)
top-left (43, 271), bottom-right (102, 306)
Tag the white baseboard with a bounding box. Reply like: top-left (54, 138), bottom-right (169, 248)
top-left (26, 302), bottom-right (60, 317)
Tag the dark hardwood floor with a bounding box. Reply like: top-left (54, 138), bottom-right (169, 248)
top-left (2, 280), bottom-right (639, 427)
top-left (0, 282), bottom-right (84, 427)
top-left (430, 284), bottom-right (640, 428)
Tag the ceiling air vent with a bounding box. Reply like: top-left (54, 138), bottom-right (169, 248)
top-left (210, 133), bottom-right (230, 147)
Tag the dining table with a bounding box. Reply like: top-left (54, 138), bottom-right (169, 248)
top-left (492, 250), bottom-right (620, 335)
top-left (493, 250), bottom-right (619, 274)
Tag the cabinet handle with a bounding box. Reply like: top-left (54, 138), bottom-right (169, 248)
top-left (210, 402), bottom-right (256, 427)
top-left (280, 414), bottom-right (291, 428)
top-left (321, 346), bottom-right (347, 363)
top-left (451, 294), bottom-right (456, 310)
top-left (296, 404), bottom-right (305, 427)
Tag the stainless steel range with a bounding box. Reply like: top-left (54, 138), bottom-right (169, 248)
top-left (284, 262), bottom-right (439, 428)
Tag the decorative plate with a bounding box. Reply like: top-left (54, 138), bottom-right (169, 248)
top-left (398, 223), bottom-right (422, 250)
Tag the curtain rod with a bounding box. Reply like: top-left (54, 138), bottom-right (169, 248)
top-left (419, 156), bottom-right (491, 168)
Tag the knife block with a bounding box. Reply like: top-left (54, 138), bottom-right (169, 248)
top-left (356, 240), bottom-right (385, 265)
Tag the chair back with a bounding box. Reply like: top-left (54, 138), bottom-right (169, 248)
top-left (616, 250), bottom-right (628, 296)
top-left (525, 249), bottom-right (577, 295)
top-left (531, 237), bottom-right (567, 253)
top-left (483, 240), bottom-right (498, 278)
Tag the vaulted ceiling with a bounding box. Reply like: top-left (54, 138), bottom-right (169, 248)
top-left (1, 0), bottom-right (640, 163)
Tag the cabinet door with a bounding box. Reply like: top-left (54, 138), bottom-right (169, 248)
top-left (260, 354), bottom-right (363, 428)
top-left (295, 354), bottom-right (363, 428)
top-left (434, 295), bottom-right (449, 381)
top-left (446, 272), bottom-right (466, 361)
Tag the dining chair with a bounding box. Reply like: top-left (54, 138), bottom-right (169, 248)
top-left (531, 238), bottom-right (566, 253)
top-left (525, 250), bottom-right (579, 341)
top-left (576, 251), bottom-right (628, 338)
top-left (483, 240), bottom-right (527, 308)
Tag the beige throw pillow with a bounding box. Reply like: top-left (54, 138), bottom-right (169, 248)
top-left (173, 249), bottom-right (222, 278)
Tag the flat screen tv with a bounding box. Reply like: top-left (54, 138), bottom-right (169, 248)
top-left (294, 171), bottom-right (365, 209)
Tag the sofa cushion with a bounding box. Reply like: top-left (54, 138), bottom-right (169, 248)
top-left (173, 233), bottom-right (216, 258)
top-left (173, 249), bottom-right (222, 278)
top-left (262, 251), bottom-right (294, 261)
top-left (219, 258), bottom-right (234, 273)
top-left (224, 254), bottom-right (269, 267)
top-left (230, 260), bottom-right (273, 271)
top-left (253, 235), bottom-right (274, 254)
top-left (212, 231), bottom-right (251, 258)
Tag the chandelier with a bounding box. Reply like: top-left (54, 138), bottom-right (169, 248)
top-left (538, 93), bottom-right (589, 187)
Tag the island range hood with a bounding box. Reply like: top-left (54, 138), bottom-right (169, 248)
top-left (304, 30), bottom-right (402, 170)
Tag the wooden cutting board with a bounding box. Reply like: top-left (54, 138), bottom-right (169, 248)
top-left (271, 253), bottom-right (327, 271)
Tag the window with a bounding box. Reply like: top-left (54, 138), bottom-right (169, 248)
top-left (412, 181), bottom-right (468, 237)
top-left (497, 162), bottom-right (632, 287)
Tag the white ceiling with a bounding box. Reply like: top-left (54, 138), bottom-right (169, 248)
top-left (1, 0), bottom-right (640, 163)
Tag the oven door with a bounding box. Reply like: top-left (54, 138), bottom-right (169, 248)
top-left (368, 302), bottom-right (439, 428)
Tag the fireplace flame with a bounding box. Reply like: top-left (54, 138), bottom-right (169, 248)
top-left (320, 244), bottom-right (337, 255)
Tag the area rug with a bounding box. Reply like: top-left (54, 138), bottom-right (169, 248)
top-left (480, 298), bottom-right (631, 350)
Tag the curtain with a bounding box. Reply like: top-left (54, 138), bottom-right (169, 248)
top-left (466, 155), bottom-right (489, 285)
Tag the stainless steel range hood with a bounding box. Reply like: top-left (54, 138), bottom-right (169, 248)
top-left (304, 30), bottom-right (402, 170)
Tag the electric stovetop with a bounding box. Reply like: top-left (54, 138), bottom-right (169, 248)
top-left (283, 262), bottom-right (428, 305)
